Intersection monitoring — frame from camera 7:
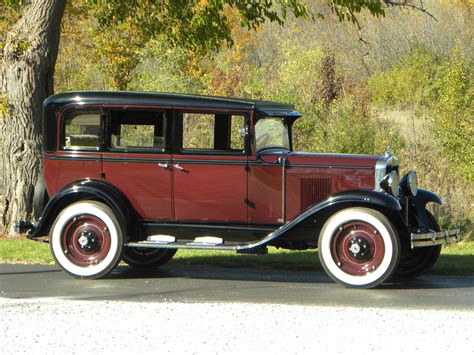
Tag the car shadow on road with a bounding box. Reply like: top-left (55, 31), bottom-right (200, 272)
top-left (0, 269), bottom-right (61, 276)
top-left (107, 265), bottom-right (473, 290)
top-left (0, 263), bottom-right (471, 291)
top-left (108, 265), bottom-right (333, 284)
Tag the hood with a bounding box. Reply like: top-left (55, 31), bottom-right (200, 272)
top-left (259, 151), bottom-right (381, 168)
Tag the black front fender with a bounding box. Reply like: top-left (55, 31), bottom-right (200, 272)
top-left (28, 179), bottom-right (140, 241)
top-left (411, 188), bottom-right (442, 230)
top-left (240, 189), bottom-right (406, 250)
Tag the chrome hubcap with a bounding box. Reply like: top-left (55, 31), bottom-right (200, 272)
top-left (77, 230), bottom-right (98, 251)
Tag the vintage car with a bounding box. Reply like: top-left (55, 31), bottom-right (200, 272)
top-left (16, 91), bottom-right (460, 288)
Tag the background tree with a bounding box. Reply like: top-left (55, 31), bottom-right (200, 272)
top-left (1, 0), bottom-right (66, 232)
top-left (0, 0), bottom-right (438, 233)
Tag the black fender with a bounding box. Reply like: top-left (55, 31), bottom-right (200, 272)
top-left (411, 188), bottom-right (442, 231)
top-left (240, 189), bottom-right (407, 251)
top-left (33, 168), bottom-right (49, 220)
top-left (28, 178), bottom-right (140, 241)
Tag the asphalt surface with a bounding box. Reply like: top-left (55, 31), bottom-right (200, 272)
top-left (0, 263), bottom-right (473, 310)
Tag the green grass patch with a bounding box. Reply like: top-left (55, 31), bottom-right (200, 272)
top-left (0, 237), bottom-right (54, 265)
top-left (0, 236), bottom-right (473, 275)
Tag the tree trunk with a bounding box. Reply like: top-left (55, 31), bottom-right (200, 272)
top-left (1, 0), bottom-right (66, 234)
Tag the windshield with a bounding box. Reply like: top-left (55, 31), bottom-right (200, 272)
top-left (255, 117), bottom-right (290, 152)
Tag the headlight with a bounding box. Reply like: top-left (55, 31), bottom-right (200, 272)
top-left (400, 170), bottom-right (418, 197)
top-left (380, 171), bottom-right (399, 198)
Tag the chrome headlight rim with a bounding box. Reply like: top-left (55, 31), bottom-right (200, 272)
top-left (400, 170), bottom-right (418, 197)
top-left (380, 171), bottom-right (400, 198)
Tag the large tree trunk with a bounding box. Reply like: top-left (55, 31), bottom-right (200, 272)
top-left (1, 0), bottom-right (66, 234)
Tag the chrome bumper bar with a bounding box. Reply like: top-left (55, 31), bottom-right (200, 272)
top-left (411, 229), bottom-right (461, 248)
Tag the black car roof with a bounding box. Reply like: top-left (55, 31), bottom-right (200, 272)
top-left (44, 91), bottom-right (301, 117)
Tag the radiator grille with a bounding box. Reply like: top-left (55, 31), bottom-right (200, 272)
top-left (300, 177), bottom-right (332, 210)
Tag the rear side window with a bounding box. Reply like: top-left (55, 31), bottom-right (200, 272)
top-left (109, 110), bottom-right (167, 151)
top-left (63, 111), bottom-right (101, 150)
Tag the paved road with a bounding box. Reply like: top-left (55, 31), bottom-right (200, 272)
top-left (1, 263), bottom-right (473, 310)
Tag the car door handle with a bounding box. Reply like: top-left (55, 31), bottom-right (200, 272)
top-left (158, 162), bottom-right (170, 169)
top-left (174, 163), bottom-right (184, 171)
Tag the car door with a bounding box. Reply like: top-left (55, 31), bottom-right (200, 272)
top-left (247, 116), bottom-right (292, 225)
top-left (172, 110), bottom-right (249, 223)
top-left (44, 106), bottom-right (103, 195)
top-left (101, 107), bottom-right (173, 220)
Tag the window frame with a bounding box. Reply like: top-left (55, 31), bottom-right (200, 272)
top-left (177, 109), bottom-right (250, 156)
top-left (104, 108), bottom-right (172, 154)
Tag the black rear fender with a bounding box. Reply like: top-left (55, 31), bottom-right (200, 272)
top-left (28, 179), bottom-right (140, 241)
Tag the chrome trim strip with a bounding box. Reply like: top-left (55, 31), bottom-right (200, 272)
top-left (44, 154), bottom-right (100, 161)
top-left (172, 159), bottom-right (247, 165)
top-left (411, 229), bottom-right (461, 248)
top-left (249, 161), bottom-right (373, 169)
top-left (106, 157), bottom-right (247, 165)
top-left (287, 164), bottom-right (373, 169)
top-left (375, 157), bottom-right (388, 191)
top-left (103, 157), bottom-right (170, 163)
top-left (374, 151), bottom-right (399, 191)
top-left (282, 157), bottom-right (287, 223)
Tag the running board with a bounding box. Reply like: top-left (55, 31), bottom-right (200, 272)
top-left (126, 239), bottom-right (267, 254)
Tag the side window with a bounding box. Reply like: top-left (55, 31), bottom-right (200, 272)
top-left (182, 113), bottom-right (214, 150)
top-left (109, 110), bottom-right (167, 151)
top-left (230, 115), bottom-right (245, 150)
top-left (182, 112), bottom-right (246, 153)
top-left (63, 111), bottom-right (100, 150)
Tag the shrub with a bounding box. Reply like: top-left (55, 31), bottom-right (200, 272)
top-left (367, 47), bottom-right (439, 107)
top-left (429, 46), bottom-right (473, 182)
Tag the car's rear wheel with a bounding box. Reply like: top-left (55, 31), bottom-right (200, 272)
top-left (318, 208), bottom-right (400, 288)
top-left (394, 211), bottom-right (442, 280)
top-left (122, 248), bottom-right (176, 268)
top-left (50, 201), bottom-right (123, 279)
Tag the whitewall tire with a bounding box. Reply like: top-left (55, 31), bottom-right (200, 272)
top-left (318, 208), bottom-right (400, 288)
top-left (50, 201), bottom-right (123, 279)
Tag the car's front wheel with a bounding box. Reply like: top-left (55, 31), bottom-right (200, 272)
top-left (50, 201), bottom-right (123, 279)
top-left (394, 211), bottom-right (442, 280)
top-left (318, 208), bottom-right (400, 288)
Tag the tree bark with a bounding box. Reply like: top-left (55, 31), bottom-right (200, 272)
top-left (1, 0), bottom-right (66, 234)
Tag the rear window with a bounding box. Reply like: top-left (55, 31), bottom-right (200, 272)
top-left (63, 111), bottom-right (100, 150)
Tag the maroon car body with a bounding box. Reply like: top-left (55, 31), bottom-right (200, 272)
top-left (18, 91), bottom-right (460, 288)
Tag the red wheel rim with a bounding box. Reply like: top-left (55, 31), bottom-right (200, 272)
top-left (61, 214), bottom-right (111, 267)
top-left (330, 220), bottom-right (385, 276)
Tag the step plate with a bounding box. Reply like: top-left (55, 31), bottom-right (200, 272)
top-left (147, 235), bottom-right (176, 243)
top-left (127, 240), bottom-right (243, 251)
top-left (189, 236), bottom-right (224, 246)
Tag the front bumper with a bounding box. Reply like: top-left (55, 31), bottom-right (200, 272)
top-left (411, 229), bottom-right (461, 248)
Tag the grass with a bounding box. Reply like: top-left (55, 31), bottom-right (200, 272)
top-left (0, 235), bottom-right (473, 275)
